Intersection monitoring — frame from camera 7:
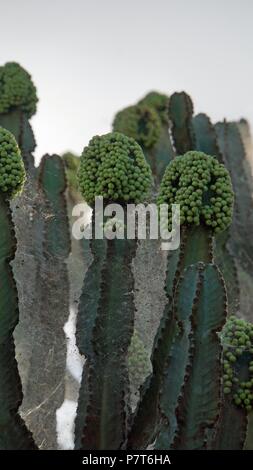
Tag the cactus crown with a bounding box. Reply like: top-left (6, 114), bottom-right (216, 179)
top-left (157, 150), bottom-right (234, 233)
top-left (0, 62), bottom-right (38, 118)
top-left (113, 104), bottom-right (161, 149)
top-left (138, 91), bottom-right (169, 124)
top-left (221, 316), bottom-right (253, 412)
top-left (0, 127), bottom-right (26, 199)
top-left (78, 132), bottom-right (152, 205)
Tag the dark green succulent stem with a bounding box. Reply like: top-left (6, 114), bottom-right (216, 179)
top-left (169, 225), bottom-right (213, 299)
top-left (75, 212), bottom-right (108, 449)
top-left (127, 306), bottom-right (176, 449)
top-left (215, 121), bottom-right (253, 281)
top-left (157, 227), bottom-right (213, 444)
top-left (0, 194), bottom-right (36, 449)
top-left (163, 225), bottom-right (214, 320)
top-left (169, 92), bottom-right (195, 154)
top-left (191, 113), bottom-right (239, 315)
top-left (173, 263), bottom-right (227, 449)
top-left (212, 399), bottom-right (247, 450)
top-left (76, 240), bottom-right (107, 359)
top-left (76, 207), bottom-right (137, 450)
top-left (23, 155), bottom-right (70, 449)
top-left (179, 225), bottom-right (213, 265)
top-left (215, 121), bottom-right (252, 317)
top-left (155, 262), bottom-right (227, 449)
top-left (164, 226), bottom-right (214, 323)
top-left (144, 124), bottom-right (175, 187)
top-left (38, 155), bottom-right (71, 258)
top-left (127, 226), bottom-right (213, 450)
top-left (214, 231), bottom-right (240, 315)
top-left (154, 264), bottom-right (199, 449)
top-left (192, 113), bottom-right (223, 163)
top-left (244, 411), bottom-right (253, 449)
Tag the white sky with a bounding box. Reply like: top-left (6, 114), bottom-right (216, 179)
top-left (0, 0), bottom-right (252, 162)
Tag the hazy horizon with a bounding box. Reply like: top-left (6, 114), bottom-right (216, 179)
top-left (0, 0), bottom-right (252, 161)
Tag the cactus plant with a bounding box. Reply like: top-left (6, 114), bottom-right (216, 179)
top-left (169, 91), bottom-right (195, 154)
top-left (0, 61), bottom-right (72, 449)
top-left (191, 112), bottom-right (239, 314)
top-left (215, 121), bottom-right (253, 321)
top-left (0, 127), bottom-right (36, 449)
top-left (21, 155), bottom-right (71, 449)
top-left (75, 132), bottom-right (152, 449)
top-left (210, 315), bottom-right (253, 449)
top-left (138, 91), bottom-right (169, 125)
top-left (0, 62), bottom-right (37, 118)
top-left (221, 316), bottom-right (253, 410)
top-left (113, 105), bottom-right (161, 151)
top-left (0, 62), bottom-right (38, 173)
top-left (0, 65), bottom-right (252, 451)
top-left (113, 94), bottom-right (174, 185)
top-left (127, 150), bottom-right (233, 449)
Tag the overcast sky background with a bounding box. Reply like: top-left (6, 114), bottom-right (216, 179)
top-left (0, 0), bottom-right (252, 162)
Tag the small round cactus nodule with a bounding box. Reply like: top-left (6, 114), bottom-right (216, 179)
top-left (221, 316), bottom-right (253, 412)
top-left (138, 91), bottom-right (169, 125)
top-left (78, 132), bottom-right (152, 205)
top-left (0, 127), bottom-right (26, 199)
top-left (0, 62), bottom-right (38, 118)
top-left (113, 104), bottom-right (161, 149)
top-left (157, 150), bottom-right (234, 234)
top-left (128, 330), bottom-right (151, 393)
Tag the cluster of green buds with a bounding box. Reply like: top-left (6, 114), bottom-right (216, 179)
top-left (128, 330), bottom-right (151, 391)
top-left (113, 104), bottom-right (161, 149)
top-left (78, 132), bottom-right (152, 205)
top-left (0, 62), bottom-right (38, 117)
top-left (221, 316), bottom-right (253, 412)
top-left (0, 127), bottom-right (26, 199)
top-left (138, 91), bottom-right (169, 125)
top-left (157, 151), bottom-right (234, 233)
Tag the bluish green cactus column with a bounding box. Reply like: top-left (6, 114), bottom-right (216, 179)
top-left (75, 132), bottom-right (152, 450)
top-left (158, 151), bottom-right (233, 449)
top-left (0, 127), bottom-right (36, 449)
top-left (127, 151), bottom-right (234, 449)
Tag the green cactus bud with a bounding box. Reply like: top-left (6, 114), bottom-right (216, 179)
top-left (138, 91), bottom-right (169, 125)
top-left (128, 330), bottom-right (151, 374)
top-left (0, 127), bottom-right (26, 199)
top-left (221, 316), bottom-right (253, 411)
top-left (0, 62), bottom-right (38, 117)
top-left (78, 132), bottom-right (152, 205)
top-left (113, 104), bottom-right (161, 149)
top-left (157, 151), bottom-right (234, 234)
